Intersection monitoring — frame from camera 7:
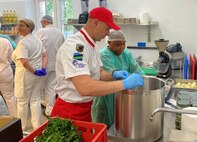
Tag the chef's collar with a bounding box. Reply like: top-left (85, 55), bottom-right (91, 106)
top-left (80, 28), bottom-right (95, 48)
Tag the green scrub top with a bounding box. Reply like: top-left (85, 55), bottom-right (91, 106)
top-left (91, 46), bottom-right (144, 129)
top-left (0, 34), bottom-right (17, 50)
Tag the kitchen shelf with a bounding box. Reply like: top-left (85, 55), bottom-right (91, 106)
top-left (0, 23), bottom-right (18, 37)
top-left (65, 21), bottom-right (158, 30)
top-left (118, 21), bottom-right (158, 26)
top-left (127, 46), bottom-right (157, 50)
top-left (65, 19), bottom-right (158, 42)
top-left (1, 23), bottom-right (17, 26)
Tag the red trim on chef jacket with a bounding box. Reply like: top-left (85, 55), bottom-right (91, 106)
top-left (80, 29), bottom-right (95, 48)
top-left (51, 97), bottom-right (93, 122)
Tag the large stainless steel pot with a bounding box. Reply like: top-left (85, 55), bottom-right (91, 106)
top-left (115, 75), bottom-right (172, 142)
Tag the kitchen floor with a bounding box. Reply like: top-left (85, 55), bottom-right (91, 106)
top-left (23, 105), bottom-right (48, 134)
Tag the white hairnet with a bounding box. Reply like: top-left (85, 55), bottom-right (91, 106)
top-left (19, 18), bottom-right (35, 31)
top-left (41, 15), bottom-right (53, 24)
top-left (107, 29), bottom-right (126, 41)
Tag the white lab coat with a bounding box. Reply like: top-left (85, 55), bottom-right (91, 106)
top-left (35, 25), bottom-right (64, 115)
top-left (0, 37), bottom-right (17, 117)
top-left (12, 34), bottom-right (46, 130)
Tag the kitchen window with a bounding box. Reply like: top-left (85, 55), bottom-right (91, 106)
top-left (35, 0), bottom-right (74, 38)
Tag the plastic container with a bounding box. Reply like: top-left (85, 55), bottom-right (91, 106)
top-left (19, 119), bottom-right (107, 142)
top-left (141, 67), bottom-right (157, 76)
top-left (137, 42), bottom-right (146, 47)
top-left (170, 52), bottom-right (184, 70)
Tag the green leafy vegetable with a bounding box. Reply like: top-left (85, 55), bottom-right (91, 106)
top-left (35, 117), bottom-right (82, 142)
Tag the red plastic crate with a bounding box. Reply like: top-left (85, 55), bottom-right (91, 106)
top-left (19, 119), bottom-right (107, 142)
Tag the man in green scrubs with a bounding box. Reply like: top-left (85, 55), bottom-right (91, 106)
top-left (91, 30), bottom-right (144, 129)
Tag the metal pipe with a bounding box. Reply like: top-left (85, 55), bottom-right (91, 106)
top-left (150, 107), bottom-right (197, 121)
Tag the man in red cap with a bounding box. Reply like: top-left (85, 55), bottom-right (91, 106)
top-left (51, 7), bottom-right (144, 122)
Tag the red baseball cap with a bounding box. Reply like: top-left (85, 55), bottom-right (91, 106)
top-left (89, 7), bottom-right (120, 30)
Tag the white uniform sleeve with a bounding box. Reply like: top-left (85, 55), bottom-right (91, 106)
top-left (59, 42), bottom-right (90, 79)
top-left (7, 41), bottom-right (13, 64)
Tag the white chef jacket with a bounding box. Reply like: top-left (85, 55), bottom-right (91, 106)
top-left (12, 33), bottom-right (46, 130)
top-left (12, 34), bottom-right (46, 70)
top-left (0, 37), bottom-right (13, 80)
top-left (35, 25), bottom-right (64, 71)
top-left (0, 37), bottom-right (16, 117)
top-left (12, 33), bottom-right (46, 98)
top-left (56, 28), bottom-right (103, 103)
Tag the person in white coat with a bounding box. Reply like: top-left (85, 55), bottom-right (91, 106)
top-left (0, 37), bottom-right (17, 117)
top-left (35, 15), bottom-right (65, 116)
top-left (12, 18), bottom-right (48, 131)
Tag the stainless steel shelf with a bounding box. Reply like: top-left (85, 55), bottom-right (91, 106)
top-left (65, 19), bottom-right (158, 42)
top-left (127, 46), bottom-right (157, 50)
top-left (65, 19), bottom-right (158, 29)
top-left (118, 21), bottom-right (158, 26)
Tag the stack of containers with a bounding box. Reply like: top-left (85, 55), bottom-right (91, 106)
top-left (184, 54), bottom-right (197, 79)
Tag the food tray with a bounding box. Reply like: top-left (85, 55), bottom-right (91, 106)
top-left (19, 119), bottom-right (107, 142)
top-left (173, 78), bottom-right (197, 98)
top-left (173, 78), bottom-right (197, 90)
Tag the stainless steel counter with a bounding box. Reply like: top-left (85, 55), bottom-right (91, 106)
top-left (107, 112), bottom-right (176, 142)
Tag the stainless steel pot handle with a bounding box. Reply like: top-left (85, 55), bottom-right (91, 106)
top-left (164, 78), bottom-right (174, 103)
top-left (165, 78), bottom-right (174, 86)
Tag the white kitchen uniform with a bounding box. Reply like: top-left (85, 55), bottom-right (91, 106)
top-left (56, 28), bottom-right (102, 102)
top-left (35, 25), bottom-right (64, 115)
top-left (0, 37), bottom-right (17, 117)
top-left (51, 28), bottom-right (102, 121)
top-left (12, 34), bottom-right (46, 130)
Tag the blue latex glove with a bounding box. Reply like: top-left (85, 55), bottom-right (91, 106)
top-left (34, 68), bottom-right (47, 76)
top-left (41, 68), bottom-right (47, 75)
top-left (112, 70), bottom-right (129, 80)
top-left (122, 73), bottom-right (144, 90)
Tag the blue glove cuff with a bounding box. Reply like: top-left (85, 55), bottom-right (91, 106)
top-left (34, 70), bottom-right (38, 75)
top-left (122, 80), bottom-right (128, 90)
top-left (112, 70), bottom-right (118, 79)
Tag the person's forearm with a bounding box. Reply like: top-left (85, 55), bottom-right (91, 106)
top-left (89, 80), bottom-right (124, 96)
top-left (42, 52), bottom-right (48, 68)
top-left (100, 68), bottom-right (113, 81)
top-left (20, 59), bottom-right (35, 73)
top-left (71, 75), bottom-right (124, 96)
